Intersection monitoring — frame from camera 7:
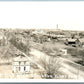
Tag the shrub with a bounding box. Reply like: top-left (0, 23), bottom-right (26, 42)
top-left (40, 56), bottom-right (61, 79)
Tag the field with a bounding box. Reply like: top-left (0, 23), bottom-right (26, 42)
top-left (0, 43), bottom-right (42, 79)
top-left (0, 29), bottom-right (84, 79)
top-left (31, 40), bottom-right (84, 66)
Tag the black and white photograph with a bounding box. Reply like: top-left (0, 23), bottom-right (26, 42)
top-left (0, 1), bottom-right (84, 80)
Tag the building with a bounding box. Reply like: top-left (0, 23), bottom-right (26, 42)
top-left (59, 48), bottom-right (67, 55)
top-left (12, 54), bottom-right (30, 74)
top-left (65, 38), bottom-right (81, 46)
top-left (32, 30), bottom-right (46, 35)
top-left (45, 33), bottom-right (71, 41)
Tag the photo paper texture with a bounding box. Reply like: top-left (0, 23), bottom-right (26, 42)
top-left (0, 1), bottom-right (84, 81)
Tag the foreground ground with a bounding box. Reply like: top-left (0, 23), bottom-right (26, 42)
top-left (0, 41), bottom-right (84, 79)
top-left (30, 48), bottom-right (84, 79)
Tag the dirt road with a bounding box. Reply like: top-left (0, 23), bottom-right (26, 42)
top-left (8, 43), bottom-right (84, 79)
top-left (30, 48), bottom-right (84, 79)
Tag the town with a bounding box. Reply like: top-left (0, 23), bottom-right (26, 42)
top-left (0, 28), bottom-right (84, 79)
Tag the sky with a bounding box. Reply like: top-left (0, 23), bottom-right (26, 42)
top-left (0, 1), bottom-right (84, 31)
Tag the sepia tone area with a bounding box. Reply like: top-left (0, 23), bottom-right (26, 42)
top-left (0, 28), bottom-right (84, 79)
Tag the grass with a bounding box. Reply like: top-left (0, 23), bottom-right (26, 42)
top-left (39, 56), bottom-right (61, 79)
top-left (0, 65), bottom-right (13, 78)
top-left (31, 41), bottom-right (67, 55)
top-left (31, 41), bottom-right (84, 67)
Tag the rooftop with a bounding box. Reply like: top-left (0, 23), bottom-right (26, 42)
top-left (13, 54), bottom-right (29, 62)
top-left (66, 38), bottom-right (78, 42)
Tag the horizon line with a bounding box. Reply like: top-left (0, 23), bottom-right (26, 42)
top-left (0, 28), bottom-right (84, 32)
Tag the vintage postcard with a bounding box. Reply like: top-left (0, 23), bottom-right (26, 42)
top-left (0, 0), bottom-right (84, 81)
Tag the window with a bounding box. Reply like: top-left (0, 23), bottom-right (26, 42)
top-left (16, 66), bottom-right (20, 72)
top-left (19, 67), bottom-right (20, 71)
top-left (68, 42), bottom-right (76, 44)
top-left (24, 66), bottom-right (26, 71)
top-left (19, 61), bottom-right (21, 65)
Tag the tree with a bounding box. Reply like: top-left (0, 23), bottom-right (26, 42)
top-left (9, 34), bottom-right (31, 56)
top-left (22, 33), bottom-right (31, 56)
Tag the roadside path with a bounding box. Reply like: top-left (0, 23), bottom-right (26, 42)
top-left (11, 43), bottom-right (84, 79)
top-left (30, 48), bottom-right (84, 79)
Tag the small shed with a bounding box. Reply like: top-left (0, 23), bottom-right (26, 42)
top-left (12, 54), bottom-right (30, 73)
top-left (59, 49), bottom-right (67, 55)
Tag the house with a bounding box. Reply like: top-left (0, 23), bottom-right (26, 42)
top-left (12, 54), bottom-right (30, 74)
top-left (32, 30), bottom-right (46, 35)
top-left (59, 49), bottom-right (67, 55)
top-left (65, 38), bottom-right (81, 46)
top-left (45, 33), bottom-right (70, 41)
